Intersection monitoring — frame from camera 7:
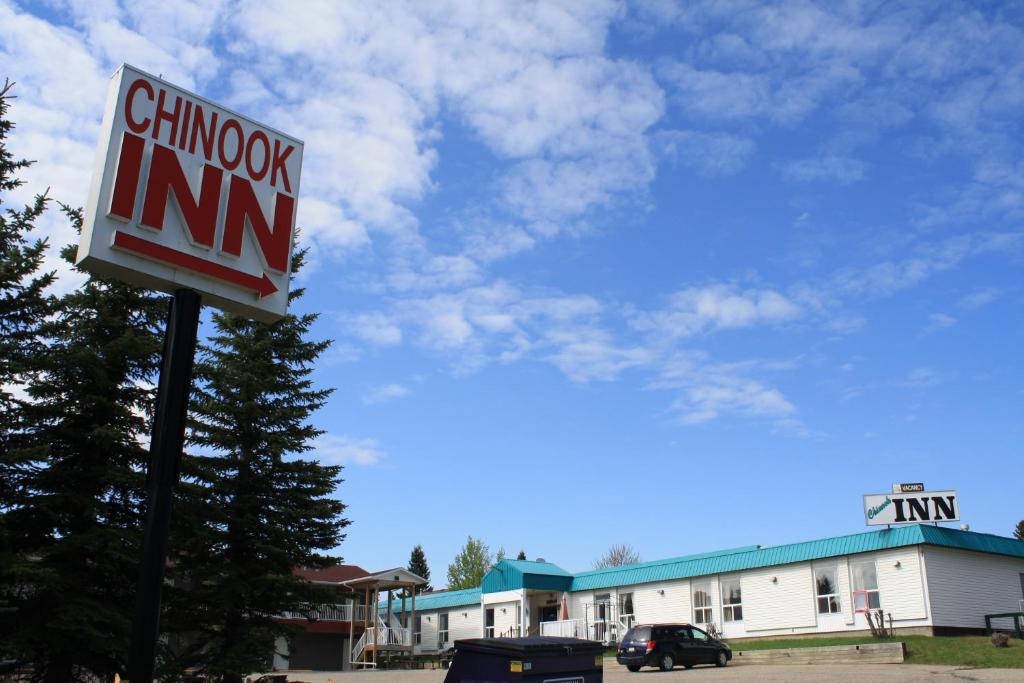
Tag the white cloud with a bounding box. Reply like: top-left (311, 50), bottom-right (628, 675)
top-left (632, 285), bottom-right (802, 339)
top-left (656, 129), bottom-right (756, 176)
top-left (344, 312), bottom-right (403, 346)
top-left (777, 155), bottom-right (867, 184)
top-left (958, 288), bottom-right (1000, 310)
top-left (673, 380), bottom-right (796, 425)
top-left (832, 232), bottom-right (1022, 298)
top-left (312, 434), bottom-right (384, 466)
top-left (926, 312), bottom-right (957, 331)
top-left (651, 353), bottom-right (799, 427)
top-left (362, 383), bottom-right (411, 405)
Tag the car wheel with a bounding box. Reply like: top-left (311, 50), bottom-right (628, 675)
top-left (627, 665), bottom-right (641, 672)
top-left (716, 650), bottom-right (728, 667)
top-left (659, 653), bottom-right (674, 671)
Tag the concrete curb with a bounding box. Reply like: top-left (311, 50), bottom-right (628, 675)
top-left (731, 641), bottom-right (905, 665)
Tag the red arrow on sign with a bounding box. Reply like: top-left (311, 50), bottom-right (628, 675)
top-left (112, 230), bottom-right (278, 298)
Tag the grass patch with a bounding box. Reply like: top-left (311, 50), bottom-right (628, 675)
top-left (728, 635), bottom-right (1024, 669)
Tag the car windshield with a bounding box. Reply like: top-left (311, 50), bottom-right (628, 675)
top-left (624, 626), bottom-right (651, 643)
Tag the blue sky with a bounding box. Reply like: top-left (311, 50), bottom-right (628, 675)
top-left (3, 0), bottom-right (1022, 581)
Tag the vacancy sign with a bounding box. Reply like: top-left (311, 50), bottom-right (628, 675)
top-left (77, 65), bottom-right (303, 322)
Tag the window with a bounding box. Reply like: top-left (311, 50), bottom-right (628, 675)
top-left (693, 582), bottom-right (713, 624)
top-left (595, 593), bottom-right (611, 621)
top-left (690, 626), bottom-right (710, 641)
top-left (815, 566), bottom-right (841, 614)
top-left (851, 561), bottom-right (881, 612)
top-left (619, 593), bottom-right (635, 628)
top-left (721, 578), bottom-right (742, 622)
top-left (413, 614), bottom-right (422, 644)
top-left (485, 608), bottom-right (495, 637)
top-left (439, 613), bottom-right (449, 645)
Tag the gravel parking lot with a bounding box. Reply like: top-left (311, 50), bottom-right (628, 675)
top-left (274, 661), bottom-right (1024, 682)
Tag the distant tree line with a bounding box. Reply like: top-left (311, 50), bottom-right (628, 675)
top-left (0, 81), bottom-right (350, 683)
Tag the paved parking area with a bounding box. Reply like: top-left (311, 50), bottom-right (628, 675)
top-left (274, 662), bottom-right (1024, 682)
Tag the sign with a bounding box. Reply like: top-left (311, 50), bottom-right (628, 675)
top-left (863, 490), bottom-right (959, 526)
top-left (892, 482), bottom-right (925, 493)
top-left (77, 64), bottom-right (303, 322)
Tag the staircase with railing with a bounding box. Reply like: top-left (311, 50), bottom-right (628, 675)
top-left (350, 618), bottom-right (413, 668)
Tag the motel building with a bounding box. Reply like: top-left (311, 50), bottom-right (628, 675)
top-left (271, 522), bottom-right (1024, 672)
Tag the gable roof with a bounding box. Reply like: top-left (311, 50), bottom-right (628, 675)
top-left (344, 567), bottom-right (428, 589)
top-left (568, 525), bottom-right (1024, 592)
top-left (294, 564), bottom-right (370, 584)
top-left (482, 559), bottom-right (573, 593)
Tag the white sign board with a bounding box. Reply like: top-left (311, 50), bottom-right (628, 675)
top-left (863, 490), bottom-right (959, 526)
top-left (77, 64), bottom-right (303, 322)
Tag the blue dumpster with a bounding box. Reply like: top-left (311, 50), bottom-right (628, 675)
top-left (444, 636), bottom-right (604, 683)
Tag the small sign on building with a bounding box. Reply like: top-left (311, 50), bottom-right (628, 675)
top-left (863, 490), bottom-right (959, 526)
top-left (77, 64), bottom-right (303, 322)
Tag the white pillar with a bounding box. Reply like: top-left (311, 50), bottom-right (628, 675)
top-left (272, 636), bottom-right (289, 671)
top-left (520, 590), bottom-right (527, 637)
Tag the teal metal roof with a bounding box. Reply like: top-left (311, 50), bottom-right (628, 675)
top-left (386, 586), bottom-right (480, 613)
top-left (569, 525), bottom-right (1024, 592)
top-left (916, 524), bottom-right (1024, 558)
top-left (482, 559), bottom-right (573, 593)
top-left (384, 526), bottom-right (1024, 611)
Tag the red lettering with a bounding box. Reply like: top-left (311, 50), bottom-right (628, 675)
top-left (221, 175), bottom-right (293, 273)
top-left (217, 118), bottom-right (244, 171)
top-left (108, 132), bottom-right (145, 221)
top-left (141, 142), bottom-right (224, 248)
top-left (270, 139), bottom-right (294, 192)
top-left (124, 78), bottom-right (154, 134)
top-left (152, 89), bottom-right (183, 146)
top-left (189, 105), bottom-right (217, 161)
top-left (178, 99), bottom-right (193, 150)
top-left (245, 130), bottom-right (271, 181)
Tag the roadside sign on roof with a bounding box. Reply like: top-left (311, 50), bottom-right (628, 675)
top-left (77, 64), bottom-right (303, 322)
top-left (864, 490), bottom-right (959, 526)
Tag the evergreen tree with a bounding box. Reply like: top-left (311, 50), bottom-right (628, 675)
top-left (167, 250), bottom-right (349, 681)
top-left (516, 550), bottom-right (527, 561)
top-left (1014, 520), bottom-right (1024, 541)
top-left (495, 547), bottom-right (506, 564)
top-left (0, 80), bottom-right (55, 630)
top-left (446, 536), bottom-right (492, 590)
top-left (1, 206), bottom-right (166, 682)
top-left (408, 544), bottom-right (432, 592)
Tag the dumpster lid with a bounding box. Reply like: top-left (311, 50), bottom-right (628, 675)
top-left (452, 636), bottom-right (605, 657)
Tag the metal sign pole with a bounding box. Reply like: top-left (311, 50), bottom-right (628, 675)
top-left (127, 288), bottom-right (202, 682)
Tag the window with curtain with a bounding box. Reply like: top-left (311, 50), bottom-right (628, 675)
top-left (721, 578), bottom-right (742, 622)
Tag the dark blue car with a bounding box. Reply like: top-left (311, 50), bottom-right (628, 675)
top-left (616, 623), bottom-right (731, 672)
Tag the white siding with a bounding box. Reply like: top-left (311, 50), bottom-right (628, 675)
top-left (417, 611), bottom-right (438, 653)
top-left (925, 547), bottom-right (1024, 628)
top-left (448, 605), bottom-right (482, 641)
top-left (489, 601), bottom-right (518, 636)
top-left (836, 556), bottom-right (854, 624)
top-left (875, 548), bottom-right (928, 621)
top-left (742, 563), bottom-right (816, 632)
top-left (570, 590), bottom-right (592, 621)
top-left (631, 579), bottom-right (691, 624)
top-left (483, 589), bottom-right (522, 605)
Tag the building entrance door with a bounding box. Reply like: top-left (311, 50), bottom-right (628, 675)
top-left (539, 605), bottom-right (559, 622)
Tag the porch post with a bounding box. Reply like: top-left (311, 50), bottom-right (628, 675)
top-left (410, 585), bottom-right (417, 652)
top-left (520, 590), bottom-right (527, 637)
top-left (372, 586), bottom-right (378, 666)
